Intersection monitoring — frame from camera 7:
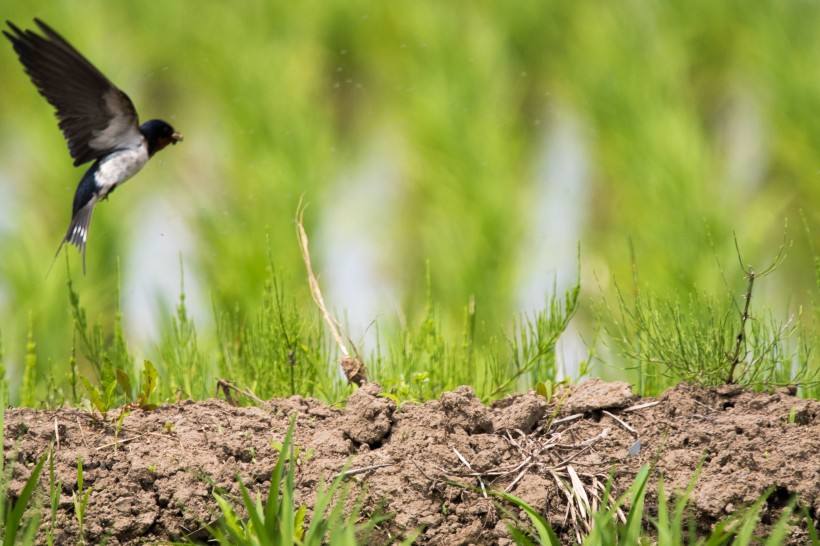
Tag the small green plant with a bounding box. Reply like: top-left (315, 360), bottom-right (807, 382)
top-left (0, 455), bottom-right (46, 546)
top-left (803, 506), bottom-right (820, 545)
top-left (79, 368), bottom-right (117, 420)
top-left (494, 277), bottom-right (580, 398)
top-left (159, 260), bottom-right (206, 400)
top-left (599, 239), bottom-right (817, 393)
top-left (116, 360), bottom-right (160, 411)
top-left (72, 456), bottom-right (92, 545)
top-left (67, 264), bottom-right (134, 390)
top-left (214, 266), bottom-right (336, 403)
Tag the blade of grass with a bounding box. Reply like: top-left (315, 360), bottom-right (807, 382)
top-left (4, 451), bottom-right (47, 546)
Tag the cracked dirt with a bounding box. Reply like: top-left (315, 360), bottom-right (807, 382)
top-left (3, 379), bottom-right (820, 544)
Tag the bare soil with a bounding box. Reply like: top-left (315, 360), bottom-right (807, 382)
top-left (4, 379), bottom-right (819, 545)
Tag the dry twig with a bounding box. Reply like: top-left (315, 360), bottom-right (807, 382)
top-left (602, 410), bottom-right (637, 437)
top-left (295, 200), bottom-right (367, 385)
top-left (452, 448), bottom-right (487, 498)
top-left (336, 463), bottom-right (394, 479)
top-left (622, 400), bottom-right (659, 412)
top-left (215, 379), bottom-right (263, 406)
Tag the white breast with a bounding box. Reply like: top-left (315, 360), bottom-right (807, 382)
top-left (93, 144), bottom-right (150, 195)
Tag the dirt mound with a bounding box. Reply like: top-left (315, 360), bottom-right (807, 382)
top-left (3, 380), bottom-right (819, 544)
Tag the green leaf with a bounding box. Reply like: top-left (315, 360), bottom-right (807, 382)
top-left (115, 369), bottom-right (133, 402)
top-left (293, 503), bottom-right (307, 541)
top-left (804, 506), bottom-right (820, 546)
top-left (80, 377), bottom-right (106, 416)
top-left (103, 379), bottom-right (118, 407)
top-left (490, 490), bottom-right (560, 546)
top-left (101, 356), bottom-right (115, 392)
top-left (505, 524), bottom-right (537, 546)
top-left (733, 490), bottom-right (771, 546)
top-left (141, 360), bottom-right (158, 402)
top-left (622, 465), bottom-right (650, 543)
top-left (763, 499), bottom-right (796, 546)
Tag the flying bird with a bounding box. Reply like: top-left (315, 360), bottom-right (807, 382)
top-left (3, 18), bottom-right (182, 273)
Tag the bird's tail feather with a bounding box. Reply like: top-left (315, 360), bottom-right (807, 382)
top-left (51, 204), bottom-right (94, 275)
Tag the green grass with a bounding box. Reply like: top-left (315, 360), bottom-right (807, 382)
top-left (6, 237), bottom-right (816, 412)
top-left (11, 258), bottom-right (582, 409)
top-left (597, 240), bottom-right (819, 395)
top-left (71, 456), bottom-right (92, 545)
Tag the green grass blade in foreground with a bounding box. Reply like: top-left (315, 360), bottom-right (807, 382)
top-left (653, 462), bottom-right (704, 544)
top-left (700, 490), bottom-right (769, 546)
top-left (763, 498), bottom-right (797, 546)
top-left (263, 414), bottom-right (294, 544)
top-left (580, 464), bottom-right (650, 545)
top-left (804, 506), bottom-right (820, 545)
top-left (489, 489), bottom-right (560, 546)
top-left (732, 489), bottom-right (771, 545)
top-left (655, 477), bottom-right (672, 544)
top-left (237, 479), bottom-right (276, 546)
top-left (621, 465), bottom-right (650, 543)
top-left (209, 492), bottom-right (247, 543)
top-left (2, 452), bottom-right (46, 546)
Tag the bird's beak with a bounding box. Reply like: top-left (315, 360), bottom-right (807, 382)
top-left (171, 131), bottom-right (183, 144)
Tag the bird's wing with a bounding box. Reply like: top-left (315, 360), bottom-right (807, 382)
top-left (4, 18), bottom-right (142, 166)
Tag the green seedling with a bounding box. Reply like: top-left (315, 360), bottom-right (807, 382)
top-left (79, 375), bottom-right (117, 420)
top-left (138, 360), bottom-right (159, 410)
top-left (72, 456), bottom-right (92, 544)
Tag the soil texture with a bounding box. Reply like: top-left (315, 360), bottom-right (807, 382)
top-left (3, 379), bottom-right (819, 545)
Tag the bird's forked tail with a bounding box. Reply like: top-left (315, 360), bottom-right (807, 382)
top-left (51, 202), bottom-right (95, 276)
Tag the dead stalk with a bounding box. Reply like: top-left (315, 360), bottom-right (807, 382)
top-left (295, 200), bottom-right (367, 385)
top-left (726, 266), bottom-right (755, 384)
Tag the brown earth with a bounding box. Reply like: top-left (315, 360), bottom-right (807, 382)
top-left (3, 379), bottom-right (819, 545)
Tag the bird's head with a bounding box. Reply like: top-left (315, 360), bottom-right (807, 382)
top-left (140, 119), bottom-right (183, 156)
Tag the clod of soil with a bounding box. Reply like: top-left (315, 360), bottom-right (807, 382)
top-left (4, 379), bottom-right (819, 545)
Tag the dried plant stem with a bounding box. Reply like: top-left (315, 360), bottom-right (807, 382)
top-left (726, 266), bottom-right (755, 384)
top-left (295, 200), bottom-right (367, 385)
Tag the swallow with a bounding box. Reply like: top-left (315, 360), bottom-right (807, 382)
top-left (3, 19), bottom-right (182, 273)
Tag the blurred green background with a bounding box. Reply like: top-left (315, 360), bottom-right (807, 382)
top-left (1, 0), bottom-right (819, 402)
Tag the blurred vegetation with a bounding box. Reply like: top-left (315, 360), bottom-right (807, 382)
top-left (1, 0), bottom-right (819, 404)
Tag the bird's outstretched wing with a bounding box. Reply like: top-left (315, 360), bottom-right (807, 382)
top-left (3, 18), bottom-right (143, 166)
